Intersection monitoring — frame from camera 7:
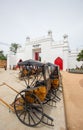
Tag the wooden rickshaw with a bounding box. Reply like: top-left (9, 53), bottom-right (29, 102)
top-left (46, 62), bottom-right (62, 89)
top-left (0, 59), bottom-right (62, 127)
top-left (46, 62), bottom-right (62, 100)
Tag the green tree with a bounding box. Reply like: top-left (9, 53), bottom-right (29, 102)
top-left (77, 50), bottom-right (83, 61)
top-left (0, 50), bottom-right (7, 60)
top-left (10, 43), bottom-right (21, 54)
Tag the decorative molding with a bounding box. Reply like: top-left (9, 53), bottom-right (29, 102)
top-left (25, 37), bottom-right (53, 45)
top-left (32, 44), bottom-right (41, 48)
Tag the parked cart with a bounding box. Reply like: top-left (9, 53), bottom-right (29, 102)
top-left (0, 59), bottom-right (62, 127)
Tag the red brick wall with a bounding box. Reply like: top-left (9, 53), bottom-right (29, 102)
top-left (0, 60), bottom-right (7, 68)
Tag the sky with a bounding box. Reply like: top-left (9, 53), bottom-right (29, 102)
top-left (0, 0), bottom-right (83, 54)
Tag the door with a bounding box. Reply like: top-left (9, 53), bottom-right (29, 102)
top-left (54, 57), bottom-right (63, 70)
top-left (35, 52), bottom-right (39, 60)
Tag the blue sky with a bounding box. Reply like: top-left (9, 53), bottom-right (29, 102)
top-left (0, 0), bottom-right (83, 54)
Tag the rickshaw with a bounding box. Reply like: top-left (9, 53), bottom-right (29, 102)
top-left (46, 62), bottom-right (62, 101)
top-left (46, 62), bottom-right (62, 89)
top-left (13, 59), bottom-right (56, 127)
top-left (0, 59), bottom-right (62, 127)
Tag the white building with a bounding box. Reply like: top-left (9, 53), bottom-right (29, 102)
top-left (7, 31), bottom-right (83, 70)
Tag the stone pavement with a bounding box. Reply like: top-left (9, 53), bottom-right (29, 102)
top-left (0, 69), bottom-right (66, 130)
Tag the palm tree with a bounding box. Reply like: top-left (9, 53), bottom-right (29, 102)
top-left (77, 50), bottom-right (83, 61)
top-left (10, 43), bottom-right (21, 54)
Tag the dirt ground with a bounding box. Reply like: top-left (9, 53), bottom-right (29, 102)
top-left (61, 71), bottom-right (83, 130)
top-left (0, 69), bottom-right (66, 130)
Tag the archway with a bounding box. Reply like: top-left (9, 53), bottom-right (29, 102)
top-left (54, 57), bottom-right (63, 70)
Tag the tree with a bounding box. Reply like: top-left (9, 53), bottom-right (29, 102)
top-left (10, 43), bottom-right (21, 54)
top-left (77, 50), bottom-right (83, 61)
top-left (0, 50), bottom-right (7, 60)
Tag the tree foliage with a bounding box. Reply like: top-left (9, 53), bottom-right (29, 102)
top-left (0, 50), bottom-right (7, 60)
top-left (77, 50), bottom-right (83, 61)
top-left (10, 43), bottom-right (21, 54)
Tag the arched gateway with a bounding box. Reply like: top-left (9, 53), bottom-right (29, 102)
top-left (54, 57), bottom-right (63, 70)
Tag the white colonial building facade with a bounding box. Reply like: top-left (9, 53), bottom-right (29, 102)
top-left (7, 31), bottom-right (83, 70)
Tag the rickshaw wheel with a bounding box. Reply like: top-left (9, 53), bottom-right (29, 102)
top-left (14, 90), bottom-right (44, 127)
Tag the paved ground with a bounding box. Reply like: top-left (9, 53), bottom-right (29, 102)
top-left (1, 69), bottom-right (82, 130)
top-left (61, 71), bottom-right (83, 130)
top-left (0, 69), bottom-right (66, 130)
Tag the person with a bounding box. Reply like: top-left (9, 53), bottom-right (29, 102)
top-left (16, 59), bottom-right (23, 69)
top-left (4, 65), bottom-right (7, 70)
